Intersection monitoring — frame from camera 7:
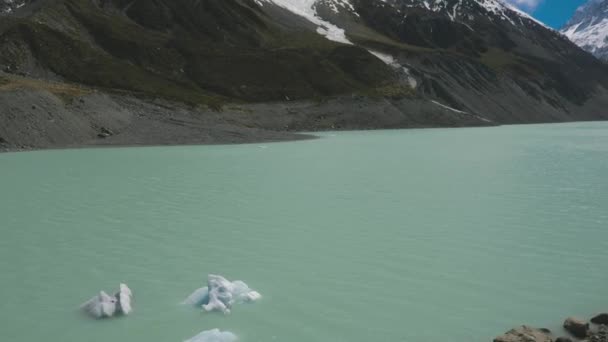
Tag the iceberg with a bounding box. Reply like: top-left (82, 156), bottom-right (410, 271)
top-left (80, 283), bottom-right (133, 319)
top-left (184, 329), bottom-right (238, 342)
top-left (183, 274), bottom-right (261, 314)
top-left (80, 291), bottom-right (116, 318)
top-left (115, 283), bottom-right (133, 315)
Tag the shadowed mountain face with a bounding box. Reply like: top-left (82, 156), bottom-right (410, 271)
top-left (1, 0), bottom-right (608, 125)
top-left (0, 0), bottom-right (394, 104)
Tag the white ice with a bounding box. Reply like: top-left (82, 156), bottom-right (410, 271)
top-left (184, 329), bottom-right (238, 342)
top-left (80, 291), bottom-right (116, 319)
top-left (183, 275), bottom-right (261, 314)
top-left (256, 0), bottom-right (352, 44)
top-left (116, 283), bottom-right (133, 315)
top-left (80, 283), bottom-right (133, 319)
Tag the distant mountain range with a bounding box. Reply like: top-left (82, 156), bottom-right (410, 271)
top-left (1, 0), bottom-right (607, 128)
top-left (562, 0), bottom-right (608, 61)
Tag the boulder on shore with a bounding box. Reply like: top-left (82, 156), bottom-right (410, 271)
top-left (494, 326), bottom-right (553, 342)
top-left (588, 326), bottom-right (608, 342)
top-left (591, 314), bottom-right (608, 325)
top-left (563, 317), bottom-right (589, 338)
top-left (555, 337), bottom-right (573, 342)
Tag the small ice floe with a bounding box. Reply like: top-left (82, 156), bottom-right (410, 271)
top-left (80, 283), bottom-right (133, 319)
top-left (184, 329), bottom-right (238, 342)
top-left (183, 274), bottom-right (261, 314)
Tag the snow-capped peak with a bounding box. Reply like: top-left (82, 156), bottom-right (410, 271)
top-left (561, 0), bottom-right (608, 60)
top-left (378, 0), bottom-right (550, 29)
top-left (255, 0), bottom-right (550, 46)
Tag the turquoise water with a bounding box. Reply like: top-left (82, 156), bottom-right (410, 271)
top-left (1, 122), bottom-right (607, 342)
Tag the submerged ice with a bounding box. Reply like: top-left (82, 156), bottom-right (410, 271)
top-left (183, 274), bottom-right (261, 314)
top-left (80, 283), bottom-right (133, 319)
top-left (184, 329), bottom-right (238, 342)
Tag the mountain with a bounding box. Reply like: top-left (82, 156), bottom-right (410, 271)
top-left (562, 0), bottom-right (608, 61)
top-left (0, 0), bottom-right (397, 104)
top-left (1, 0), bottom-right (608, 150)
top-left (250, 0), bottom-right (608, 122)
top-left (0, 0), bottom-right (25, 13)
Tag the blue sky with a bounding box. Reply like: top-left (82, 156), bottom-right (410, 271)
top-left (505, 0), bottom-right (588, 28)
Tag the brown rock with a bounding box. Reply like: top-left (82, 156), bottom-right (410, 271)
top-left (494, 326), bottom-right (553, 342)
top-left (555, 337), bottom-right (573, 342)
top-left (564, 317), bottom-right (590, 338)
top-left (591, 314), bottom-right (608, 325)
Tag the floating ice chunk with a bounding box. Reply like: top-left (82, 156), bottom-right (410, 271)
top-left (80, 283), bottom-right (133, 319)
top-left (182, 287), bottom-right (210, 307)
top-left (245, 291), bottom-right (262, 302)
top-left (204, 275), bottom-right (234, 314)
top-left (231, 281), bottom-right (261, 303)
top-left (184, 329), bottom-right (238, 342)
top-left (115, 283), bottom-right (133, 315)
top-left (184, 274), bottom-right (261, 314)
top-left (80, 291), bottom-right (117, 319)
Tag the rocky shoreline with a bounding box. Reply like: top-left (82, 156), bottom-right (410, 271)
top-left (0, 73), bottom-right (495, 153)
top-left (495, 313), bottom-right (608, 342)
top-left (1, 72), bottom-right (608, 154)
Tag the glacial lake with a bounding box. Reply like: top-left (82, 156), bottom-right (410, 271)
top-left (0, 122), bottom-right (607, 342)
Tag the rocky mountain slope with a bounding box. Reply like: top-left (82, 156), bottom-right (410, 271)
top-left (322, 0), bottom-right (608, 123)
top-left (562, 0), bottom-right (608, 61)
top-left (0, 0), bottom-right (25, 13)
top-left (1, 0), bottom-right (608, 150)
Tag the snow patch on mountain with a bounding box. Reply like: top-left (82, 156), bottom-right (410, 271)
top-left (256, 0), bottom-right (424, 84)
top-left (317, 0), bottom-right (358, 15)
top-left (255, 0), bottom-right (353, 44)
top-left (431, 100), bottom-right (468, 114)
top-left (368, 50), bottom-right (418, 89)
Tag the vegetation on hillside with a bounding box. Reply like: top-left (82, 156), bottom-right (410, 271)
top-left (0, 0), bottom-right (399, 107)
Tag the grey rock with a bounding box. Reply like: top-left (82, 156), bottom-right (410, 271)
top-left (589, 326), bottom-right (608, 342)
top-left (100, 127), bottom-right (113, 135)
top-left (555, 337), bottom-right (573, 342)
top-left (564, 317), bottom-right (590, 338)
top-left (494, 326), bottom-right (553, 342)
top-left (97, 127), bottom-right (114, 138)
top-left (591, 314), bottom-right (608, 326)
